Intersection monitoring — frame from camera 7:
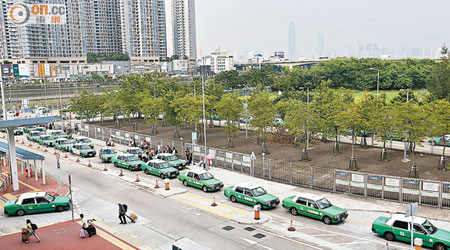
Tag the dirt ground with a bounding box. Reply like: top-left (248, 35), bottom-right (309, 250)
top-left (93, 118), bottom-right (450, 182)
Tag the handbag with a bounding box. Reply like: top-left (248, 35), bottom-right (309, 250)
top-left (80, 228), bottom-right (86, 238)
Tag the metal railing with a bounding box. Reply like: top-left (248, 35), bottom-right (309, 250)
top-left (56, 120), bottom-right (450, 209)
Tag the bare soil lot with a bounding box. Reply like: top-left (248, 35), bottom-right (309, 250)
top-left (93, 118), bottom-right (450, 182)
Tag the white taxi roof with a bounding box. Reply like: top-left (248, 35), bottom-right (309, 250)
top-left (48, 129), bottom-right (63, 133)
top-left (128, 147), bottom-right (141, 150)
top-left (18, 192), bottom-right (47, 203)
top-left (149, 159), bottom-right (166, 164)
top-left (187, 168), bottom-right (209, 175)
top-left (101, 147), bottom-right (115, 150)
top-left (117, 153), bottom-right (133, 157)
top-left (386, 214), bottom-right (426, 226)
top-left (56, 138), bottom-right (69, 142)
top-left (293, 193), bottom-right (325, 202)
top-left (158, 153), bottom-right (174, 157)
top-left (76, 136), bottom-right (89, 140)
top-left (234, 183), bottom-right (261, 190)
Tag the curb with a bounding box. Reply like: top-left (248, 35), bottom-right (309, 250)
top-left (231, 213), bottom-right (270, 225)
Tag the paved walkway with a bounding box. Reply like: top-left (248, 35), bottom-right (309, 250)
top-left (0, 219), bottom-right (138, 250)
top-left (0, 159), bottom-right (69, 209)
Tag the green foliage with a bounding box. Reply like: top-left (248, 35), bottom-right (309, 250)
top-left (140, 92), bottom-right (163, 127)
top-left (424, 99), bottom-right (450, 139)
top-left (216, 93), bottom-right (243, 143)
top-left (281, 99), bottom-right (316, 148)
top-left (427, 45), bottom-right (450, 101)
top-left (171, 93), bottom-right (206, 128)
top-left (249, 89), bottom-right (276, 141)
top-left (69, 90), bottom-right (99, 122)
top-left (87, 52), bottom-right (129, 63)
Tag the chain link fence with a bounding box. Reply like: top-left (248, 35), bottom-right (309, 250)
top-left (56, 120), bottom-right (450, 210)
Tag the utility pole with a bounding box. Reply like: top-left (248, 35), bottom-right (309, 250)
top-left (202, 75), bottom-right (207, 169)
top-left (245, 86), bottom-right (248, 139)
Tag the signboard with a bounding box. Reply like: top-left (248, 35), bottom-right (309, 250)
top-left (225, 152), bottom-right (233, 163)
top-left (2, 64), bottom-right (12, 76)
top-left (423, 182), bottom-right (439, 192)
top-left (351, 174), bottom-right (364, 183)
top-left (13, 64), bottom-right (19, 77)
top-left (403, 188), bottom-right (420, 195)
top-left (335, 179), bottom-right (349, 185)
top-left (38, 64), bottom-right (45, 77)
top-left (44, 64), bottom-right (51, 77)
top-left (367, 183), bottom-right (383, 190)
top-left (18, 64), bottom-right (30, 77)
top-left (274, 52), bottom-right (285, 58)
top-left (385, 178), bottom-right (400, 187)
top-left (51, 65), bottom-right (57, 77)
top-left (405, 202), bottom-right (418, 217)
top-left (192, 131), bottom-right (197, 145)
top-left (442, 193), bottom-right (450, 199)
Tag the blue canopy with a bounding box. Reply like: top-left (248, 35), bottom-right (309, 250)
top-left (0, 141), bottom-right (45, 160)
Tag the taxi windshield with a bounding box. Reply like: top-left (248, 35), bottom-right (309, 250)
top-left (41, 136), bottom-right (52, 140)
top-left (59, 140), bottom-right (69, 145)
top-left (316, 198), bottom-right (332, 209)
top-left (130, 149), bottom-right (142, 154)
top-left (199, 172), bottom-right (214, 180)
top-left (157, 162), bottom-right (170, 169)
top-left (103, 149), bottom-right (116, 154)
top-left (35, 128), bottom-right (46, 132)
top-left (79, 145), bottom-right (91, 150)
top-left (167, 155), bottom-right (177, 161)
top-left (125, 155), bottom-right (139, 162)
top-left (78, 138), bottom-right (91, 143)
top-left (44, 193), bottom-right (55, 201)
top-left (31, 132), bottom-right (41, 136)
top-left (53, 131), bottom-right (65, 135)
top-left (422, 220), bottom-right (438, 234)
top-left (251, 187), bottom-right (267, 197)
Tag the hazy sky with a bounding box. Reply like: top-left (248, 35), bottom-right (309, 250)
top-left (196, 0), bottom-right (450, 58)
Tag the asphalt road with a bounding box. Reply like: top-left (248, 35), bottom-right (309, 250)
top-left (1, 133), bottom-right (449, 249)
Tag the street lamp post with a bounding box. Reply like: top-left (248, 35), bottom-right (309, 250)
top-left (299, 87), bottom-right (310, 161)
top-left (201, 75), bottom-right (207, 170)
top-left (56, 153), bottom-right (62, 195)
top-left (400, 89), bottom-right (410, 163)
top-left (369, 68), bottom-right (380, 100)
top-left (245, 86), bottom-right (249, 139)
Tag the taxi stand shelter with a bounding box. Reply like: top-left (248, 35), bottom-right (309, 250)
top-left (0, 117), bottom-right (55, 191)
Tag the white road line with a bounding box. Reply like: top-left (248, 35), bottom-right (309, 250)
top-left (255, 229), bottom-right (325, 250)
top-left (241, 238), bottom-right (275, 250)
top-left (319, 241), bottom-right (370, 246)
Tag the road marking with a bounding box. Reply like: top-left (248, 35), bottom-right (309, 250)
top-left (346, 218), bottom-right (372, 226)
top-left (76, 220), bottom-right (138, 250)
top-left (170, 195), bottom-right (237, 219)
top-left (3, 193), bottom-right (16, 200)
top-left (319, 241), bottom-right (371, 246)
top-left (241, 238), bottom-right (275, 250)
top-left (256, 229), bottom-right (325, 250)
top-left (183, 192), bottom-right (248, 214)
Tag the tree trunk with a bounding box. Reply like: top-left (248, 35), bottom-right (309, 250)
top-left (333, 134), bottom-right (341, 154)
top-left (380, 141), bottom-right (388, 161)
top-left (227, 136), bottom-right (234, 148)
top-left (173, 125), bottom-right (179, 138)
top-left (360, 132), bottom-right (368, 148)
top-left (262, 131), bottom-right (269, 154)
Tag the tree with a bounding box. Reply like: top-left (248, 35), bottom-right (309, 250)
top-left (249, 89), bottom-right (276, 153)
top-left (171, 93), bottom-right (208, 141)
top-left (215, 70), bottom-right (240, 89)
top-left (424, 100), bottom-right (450, 169)
top-left (338, 101), bottom-right (363, 170)
top-left (370, 99), bottom-right (395, 161)
top-left (391, 102), bottom-right (428, 177)
top-left (205, 79), bottom-right (224, 126)
top-left (70, 90), bottom-right (98, 123)
top-left (140, 92), bottom-right (163, 134)
top-left (216, 93), bottom-right (243, 148)
top-left (427, 44), bottom-right (450, 101)
top-left (102, 88), bottom-right (123, 127)
top-left (311, 82), bottom-right (353, 153)
top-left (356, 92), bottom-right (378, 148)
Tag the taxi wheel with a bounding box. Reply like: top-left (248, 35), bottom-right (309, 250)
top-left (322, 216), bottom-right (332, 225)
top-left (290, 207), bottom-right (298, 216)
top-left (230, 195), bottom-right (237, 203)
top-left (202, 186), bottom-right (208, 192)
top-left (16, 209), bottom-right (26, 216)
top-left (144, 169), bottom-right (149, 175)
top-left (384, 232), bottom-right (395, 241)
top-left (433, 243), bottom-right (447, 250)
top-left (114, 162), bottom-right (118, 168)
top-left (56, 206), bottom-right (64, 212)
top-left (160, 174), bottom-right (165, 179)
top-left (183, 180), bottom-right (188, 186)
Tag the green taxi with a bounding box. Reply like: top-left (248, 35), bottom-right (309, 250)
top-left (99, 147), bottom-right (117, 163)
top-left (26, 131), bottom-right (42, 142)
top-left (23, 126), bottom-right (37, 133)
top-left (429, 135), bottom-right (450, 146)
top-left (372, 214), bottom-right (450, 250)
top-left (282, 193), bottom-right (348, 224)
top-left (55, 138), bottom-right (75, 152)
top-left (178, 169), bottom-right (223, 192)
top-left (4, 192), bottom-right (71, 216)
top-left (74, 136), bottom-right (94, 149)
top-left (38, 135), bottom-right (56, 147)
top-left (124, 147), bottom-right (148, 162)
top-left (48, 130), bottom-right (71, 139)
top-left (155, 153), bottom-right (186, 170)
top-left (143, 159), bottom-right (179, 179)
top-left (112, 154), bottom-right (144, 171)
top-left (224, 183), bottom-right (280, 209)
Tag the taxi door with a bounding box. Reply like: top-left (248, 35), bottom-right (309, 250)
top-left (413, 224), bottom-right (432, 248)
top-left (295, 197), bottom-right (310, 217)
top-left (35, 197), bottom-right (53, 212)
top-left (305, 199), bottom-right (322, 219)
top-left (391, 220), bottom-right (411, 242)
top-left (191, 174), bottom-right (202, 188)
top-left (21, 198), bottom-right (38, 214)
top-left (241, 188), bottom-right (256, 205)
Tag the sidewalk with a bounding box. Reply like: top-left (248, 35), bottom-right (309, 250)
top-left (0, 219), bottom-right (139, 250)
top-left (0, 159), bottom-right (69, 206)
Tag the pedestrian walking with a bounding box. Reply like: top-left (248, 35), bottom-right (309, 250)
top-left (24, 219), bottom-right (40, 243)
top-left (172, 146), bottom-right (178, 155)
top-left (118, 203), bottom-right (127, 224)
top-left (157, 143), bottom-right (161, 153)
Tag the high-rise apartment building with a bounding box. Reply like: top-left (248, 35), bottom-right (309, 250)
top-left (166, 0), bottom-right (197, 59)
top-left (119, 0), bottom-right (167, 58)
top-left (1, 0), bottom-right (171, 60)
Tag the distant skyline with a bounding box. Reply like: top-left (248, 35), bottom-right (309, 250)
top-left (196, 0), bottom-right (450, 60)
